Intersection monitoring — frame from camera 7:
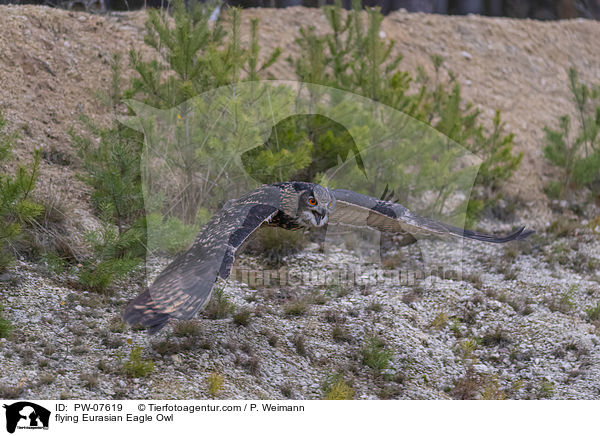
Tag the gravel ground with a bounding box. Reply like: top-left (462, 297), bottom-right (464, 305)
top-left (1, 221), bottom-right (599, 400)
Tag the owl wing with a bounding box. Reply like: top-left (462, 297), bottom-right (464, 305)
top-left (329, 189), bottom-right (533, 243)
top-left (123, 185), bottom-right (285, 334)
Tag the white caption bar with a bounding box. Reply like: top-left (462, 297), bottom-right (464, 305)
top-left (0, 400), bottom-right (597, 435)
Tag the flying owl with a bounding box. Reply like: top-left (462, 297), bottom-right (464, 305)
top-left (124, 182), bottom-right (532, 333)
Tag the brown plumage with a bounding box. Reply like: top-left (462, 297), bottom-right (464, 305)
top-left (124, 182), bottom-right (532, 333)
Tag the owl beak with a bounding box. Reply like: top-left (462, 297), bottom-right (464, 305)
top-left (313, 209), bottom-right (327, 226)
top-left (313, 211), bottom-right (323, 225)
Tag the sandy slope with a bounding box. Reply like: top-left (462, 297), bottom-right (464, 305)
top-left (1, 6), bottom-right (599, 221)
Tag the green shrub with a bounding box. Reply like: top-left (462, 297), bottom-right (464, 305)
top-left (586, 301), bottom-right (600, 321)
top-left (129, 1), bottom-right (281, 224)
top-left (0, 305), bottom-right (12, 339)
top-left (129, 1), bottom-right (280, 108)
top-left (72, 119), bottom-right (145, 232)
top-left (430, 312), bottom-right (449, 330)
top-left (0, 112), bottom-right (43, 272)
top-left (233, 308), bottom-right (251, 326)
top-left (360, 336), bottom-right (393, 373)
top-left (207, 372), bottom-right (224, 397)
top-left (322, 373), bottom-right (354, 400)
top-left (77, 219), bottom-right (143, 294)
top-left (205, 287), bottom-right (235, 319)
top-left (543, 68), bottom-right (600, 200)
top-left (283, 297), bottom-right (309, 317)
top-left (246, 227), bottom-right (304, 266)
top-left (241, 114), bottom-right (365, 184)
top-left (537, 379), bottom-right (555, 399)
top-left (72, 54), bottom-right (146, 292)
top-left (122, 346), bottom-right (154, 378)
top-left (289, 2), bottom-right (521, 224)
top-left (73, 54), bottom-right (146, 235)
top-left (172, 320), bottom-right (202, 337)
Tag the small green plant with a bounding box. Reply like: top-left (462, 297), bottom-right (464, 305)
top-left (560, 289), bottom-right (576, 311)
top-left (543, 68), bottom-right (600, 200)
top-left (458, 338), bottom-right (478, 360)
top-left (79, 373), bottom-right (99, 389)
top-left (0, 305), bottom-right (12, 339)
top-left (292, 333), bottom-right (308, 357)
top-left (233, 309), bottom-right (251, 326)
top-left (145, 213), bottom-right (198, 255)
top-left (241, 114), bottom-right (365, 186)
top-left (207, 372), bottom-right (224, 397)
top-left (205, 287), bottom-right (235, 319)
top-left (430, 312), bottom-right (449, 330)
top-left (537, 379), bottom-right (555, 399)
top-left (450, 367), bottom-right (481, 400)
top-left (73, 54), bottom-right (146, 235)
top-left (586, 301), bottom-right (600, 321)
top-left (173, 320), bottom-right (202, 337)
top-left (548, 287), bottom-right (577, 314)
top-left (322, 373), bottom-right (354, 400)
top-left (122, 346), bottom-right (154, 378)
top-left (449, 318), bottom-right (463, 338)
top-left (40, 251), bottom-right (68, 275)
top-left (0, 111), bottom-right (43, 272)
top-left (360, 336), bottom-right (393, 373)
top-left (246, 227), bottom-right (304, 266)
top-left (283, 297), bottom-right (308, 317)
top-left (366, 302), bottom-right (383, 313)
top-left (76, 224), bottom-right (142, 294)
top-left (331, 325), bottom-right (352, 343)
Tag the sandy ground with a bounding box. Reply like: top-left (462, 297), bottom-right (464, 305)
top-left (1, 6), bottom-right (600, 220)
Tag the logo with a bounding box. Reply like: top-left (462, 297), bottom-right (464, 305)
top-left (2, 402), bottom-right (50, 434)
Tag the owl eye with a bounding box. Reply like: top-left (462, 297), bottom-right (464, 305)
top-left (308, 197), bottom-right (317, 206)
top-left (328, 201), bottom-right (332, 208)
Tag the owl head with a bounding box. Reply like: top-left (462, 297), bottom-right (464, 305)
top-left (297, 184), bottom-right (336, 228)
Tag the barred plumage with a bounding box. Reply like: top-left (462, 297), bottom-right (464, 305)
top-left (124, 182), bottom-right (532, 333)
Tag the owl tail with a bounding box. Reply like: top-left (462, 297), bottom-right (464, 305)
top-left (123, 289), bottom-right (171, 335)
